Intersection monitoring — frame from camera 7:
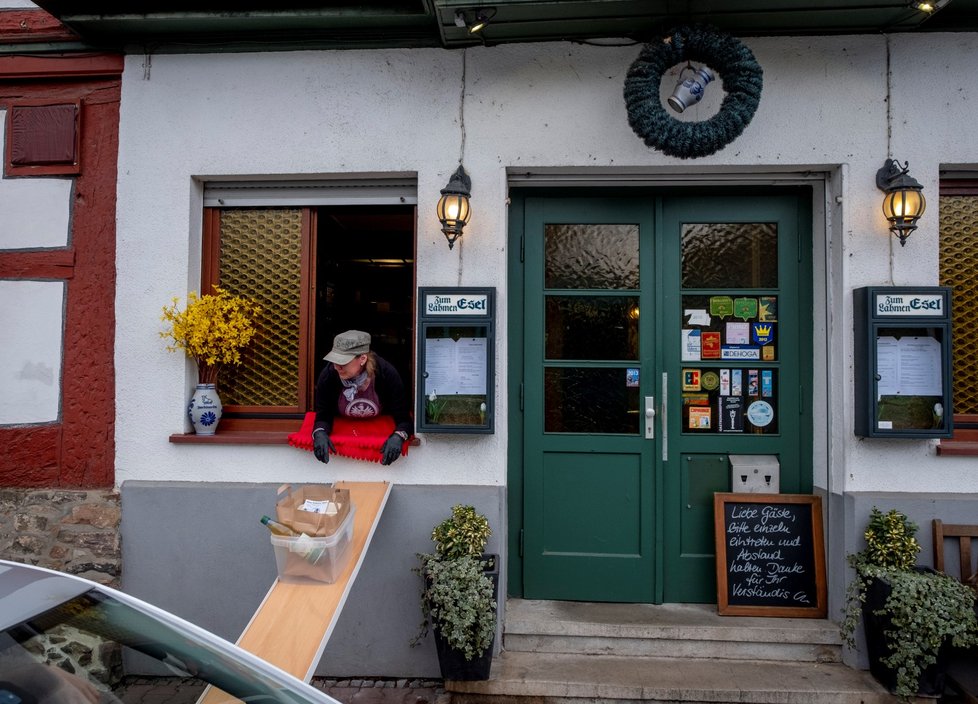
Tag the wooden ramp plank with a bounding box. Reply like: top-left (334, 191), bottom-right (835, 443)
top-left (198, 481), bottom-right (391, 703)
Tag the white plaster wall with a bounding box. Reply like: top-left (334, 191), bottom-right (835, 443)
top-left (0, 280), bottom-right (63, 423)
top-left (115, 34), bottom-right (978, 494)
top-left (0, 113), bottom-right (73, 250)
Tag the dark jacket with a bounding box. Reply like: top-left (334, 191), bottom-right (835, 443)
top-left (313, 355), bottom-right (413, 437)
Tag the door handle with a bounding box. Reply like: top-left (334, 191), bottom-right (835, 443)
top-left (644, 396), bottom-right (656, 439)
top-left (661, 372), bottom-right (668, 461)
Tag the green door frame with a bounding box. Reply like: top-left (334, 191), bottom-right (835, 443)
top-left (506, 185), bottom-right (813, 601)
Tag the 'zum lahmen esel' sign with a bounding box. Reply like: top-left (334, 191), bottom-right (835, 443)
top-left (423, 291), bottom-right (491, 315)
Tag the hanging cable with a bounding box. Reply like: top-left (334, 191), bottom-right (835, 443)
top-left (884, 34), bottom-right (896, 283)
top-left (458, 48), bottom-right (467, 280)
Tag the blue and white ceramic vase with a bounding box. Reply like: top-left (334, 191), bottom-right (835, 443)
top-left (188, 383), bottom-right (223, 435)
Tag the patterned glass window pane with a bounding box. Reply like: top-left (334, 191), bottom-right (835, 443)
top-left (940, 193), bottom-right (978, 414)
top-left (681, 223), bottom-right (778, 289)
top-left (544, 367), bottom-right (639, 434)
top-left (545, 224), bottom-right (639, 289)
top-left (218, 209), bottom-right (302, 406)
top-left (546, 296), bottom-right (639, 360)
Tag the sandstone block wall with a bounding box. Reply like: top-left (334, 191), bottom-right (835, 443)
top-left (0, 488), bottom-right (121, 588)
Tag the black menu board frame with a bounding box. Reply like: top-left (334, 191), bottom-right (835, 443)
top-left (714, 493), bottom-right (827, 617)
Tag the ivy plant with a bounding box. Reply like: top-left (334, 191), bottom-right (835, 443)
top-left (413, 553), bottom-right (497, 661)
top-left (842, 507), bottom-right (978, 700)
top-left (431, 504), bottom-right (491, 560)
top-left (412, 505), bottom-right (497, 664)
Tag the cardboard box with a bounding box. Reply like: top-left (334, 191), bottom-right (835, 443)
top-left (275, 484), bottom-right (351, 537)
top-left (270, 505), bottom-right (356, 584)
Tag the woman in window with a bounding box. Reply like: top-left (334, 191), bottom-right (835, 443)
top-left (312, 330), bottom-right (412, 465)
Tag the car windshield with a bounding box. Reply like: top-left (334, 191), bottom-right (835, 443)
top-left (0, 588), bottom-right (319, 704)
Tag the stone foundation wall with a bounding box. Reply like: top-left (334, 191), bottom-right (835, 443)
top-left (0, 488), bottom-right (121, 588)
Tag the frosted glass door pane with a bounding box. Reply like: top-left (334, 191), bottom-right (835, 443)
top-left (681, 223), bottom-right (777, 288)
top-left (545, 224), bottom-right (639, 289)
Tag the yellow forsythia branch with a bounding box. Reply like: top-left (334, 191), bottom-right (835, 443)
top-left (160, 288), bottom-right (262, 378)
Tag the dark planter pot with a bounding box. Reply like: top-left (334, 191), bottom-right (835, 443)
top-left (862, 572), bottom-right (950, 697)
top-left (430, 554), bottom-right (499, 682)
top-left (433, 628), bottom-right (493, 681)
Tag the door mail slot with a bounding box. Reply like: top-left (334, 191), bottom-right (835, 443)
top-left (729, 454), bottom-right (780, 493)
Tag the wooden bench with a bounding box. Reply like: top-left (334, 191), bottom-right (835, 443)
top-left (199, 480), bottom-right (392, 702)
top-left (933, 519), bottom-right (978, 704)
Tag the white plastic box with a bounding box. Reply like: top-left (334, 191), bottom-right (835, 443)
top-left (270, 505), bottom-right (356, 584)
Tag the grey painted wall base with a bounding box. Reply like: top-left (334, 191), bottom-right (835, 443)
top-left (121, 481), bottom-right (504, 678)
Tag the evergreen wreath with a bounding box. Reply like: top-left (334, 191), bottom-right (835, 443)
top-left (623, 25), bottom-right (763, 159)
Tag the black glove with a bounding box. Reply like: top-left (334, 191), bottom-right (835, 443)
top-left (313, 431), bottom-right (336, 464)
top-left (380, 432), bottom-right (405, 466)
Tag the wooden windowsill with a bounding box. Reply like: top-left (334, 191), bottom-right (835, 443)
top-left (937, 440), bottom-right (978, 456)
top-left (169, 432), bottom-right (421, 447)
top-left (937, 426), bottom-right (978, 456)
top-left (170, 431), bottom-right (291, 445)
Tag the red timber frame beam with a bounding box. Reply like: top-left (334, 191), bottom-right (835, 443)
top-left (0, 22), bottom-right (123, 487)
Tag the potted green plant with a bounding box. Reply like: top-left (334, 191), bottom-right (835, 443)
top-left (842, 507), bottom-right (978, 700)
top-left (413, 504), bottom-right (497, 681)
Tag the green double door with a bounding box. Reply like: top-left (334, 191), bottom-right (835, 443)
top-left (515, 189), bottom-right (812, 603)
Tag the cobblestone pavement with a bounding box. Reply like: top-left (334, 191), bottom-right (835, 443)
top-left (115, 676), bottom-right (446, 704)
top-left (310, 678), bottom-right (446, 704)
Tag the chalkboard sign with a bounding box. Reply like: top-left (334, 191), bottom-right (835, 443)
top-left (714, 493), bottom-right (827, 617)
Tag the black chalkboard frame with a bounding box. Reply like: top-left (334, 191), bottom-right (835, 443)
top-left (713, 492), bottom-right (827, 618)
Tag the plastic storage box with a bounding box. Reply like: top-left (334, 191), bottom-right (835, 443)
top-left (270, 505), bottom-right (356, 584)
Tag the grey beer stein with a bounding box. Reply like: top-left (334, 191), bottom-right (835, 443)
top-left (667, 66), bottom-right (715, 113)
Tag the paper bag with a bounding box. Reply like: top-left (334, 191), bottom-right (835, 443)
top-left (275, 484), bottom-right (351, 537)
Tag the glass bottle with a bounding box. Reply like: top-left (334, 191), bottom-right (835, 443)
top-left (260, 515), bottom-right (297, 536)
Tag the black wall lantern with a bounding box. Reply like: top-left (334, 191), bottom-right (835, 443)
top-left (876, 158), bottom-right (926, 247)
top-left (436, 164), bottom-right (472, 250)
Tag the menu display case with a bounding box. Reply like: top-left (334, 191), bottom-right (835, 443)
top-left (854, 286), bottom-right (953, 438)
top-left (416, 287), bottom-right (495, 434)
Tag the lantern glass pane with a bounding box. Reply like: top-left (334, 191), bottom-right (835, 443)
top-left (437, 194), bottom-right (470, 225)
top-left (884, 190), bottom-right (925, 220)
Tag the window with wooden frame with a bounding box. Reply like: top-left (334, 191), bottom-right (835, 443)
top-left (198, 180), bottom-right (417, 435)
top-left (939, 178), bottom-right (978, 450)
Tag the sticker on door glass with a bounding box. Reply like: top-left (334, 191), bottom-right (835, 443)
top-left (626, 368), bottom-right (640, 387)
top-left (682, 369), bottom-right (701, 391)
top-left (747, 400), bottom-right (774, 427)
top-left (734, 297), bottom-right (758, 320)
top-left (684, 308), bottom-right (711, 326)
top-left (701, 371), bottom-right (720, 391)
top-left (701, 332), bottom-right (721, 359)
top-left (681, 329), bottom-right (701, 361)
top-left (721, 345), bottom-right (760, 360)
top-left (730, 369), bottom-right (742, 396)
top-left (758, 296), bottom-right (778, 322)
top-left (719, 396), bottom-right (744, 432)
top-left (752, 323), bottom-right (775, 346)
top-left (689, 406), bottom-right (712, 429)
top-left (710, 296), bottom-right (734, 319)
top-left (726, 322), bottom-right (750, 344)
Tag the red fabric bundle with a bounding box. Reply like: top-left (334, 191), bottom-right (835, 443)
top-left (288, 412), bottom-right (408, 464)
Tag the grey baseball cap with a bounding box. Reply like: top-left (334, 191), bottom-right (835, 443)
top-left (324, 330), bottom-right (371, 364)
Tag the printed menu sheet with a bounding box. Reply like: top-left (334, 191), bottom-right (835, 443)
top-left (876, 336), bottom-right (942, 398)
top-left (423, 336), bottom-right (488, 396)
